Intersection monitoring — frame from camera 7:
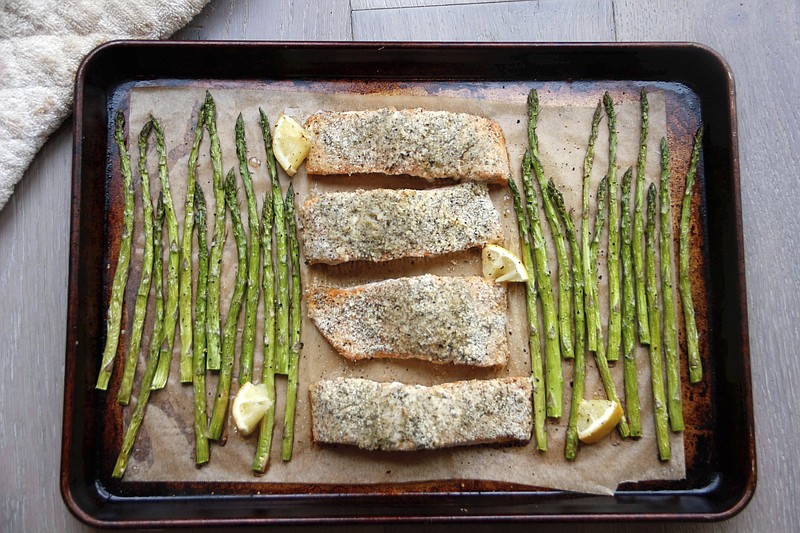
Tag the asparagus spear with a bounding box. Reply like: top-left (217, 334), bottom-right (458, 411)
top-left (680, 126), bottom-right (704, 383)
top-left (527, 90), bottom-right (574, 360)
top-left (151, 118), bottom-right (180, 390)
top-left (205, 92), bottom-right (226, 371)
top-left (582, 102), bottom-right (604, 352)
top-left (520, 151), bottom-right (562, 418)
top-left (96, 110), bottom-right (135, 391)
top-left (281, 185), bottom-right (303, 461)
top-left (259, 109), bottom-right (290, 376)
top-left (192, 183), bottom-right (210, 464)
top-left (589, 177), bottom-right (607, 341)
top-left (548, 181), bottom-right (586, 459)
top-left (603, 93), bottom-right (621, 362)
top-left (590, 177), bottom-right (631, 438)
top-left (208, 170), bottom-right (248, 441)
top-left (253, 192), bottom-right (277, 473)
top-left (633, 91), bottom-right (651, 345)
top-left (646, 184), bottom-right (671, 460)
top-left (117, 119), bottom-right (155, 404)
top-left (178, 103), bottom-right (207, 383)
top-left (509, 178), bottom-right (547, 451)
top-left (659, 138), bottom-right (685, 432)
top-left (620, 168), bottom-right (642, 437)
top-left (235, 113), bottom-right (261, 385)
top-left (112, 194), bottom-right (165, 478)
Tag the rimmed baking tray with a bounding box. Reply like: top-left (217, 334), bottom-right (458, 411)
top-left (62, 41), bottom-right (753, 527)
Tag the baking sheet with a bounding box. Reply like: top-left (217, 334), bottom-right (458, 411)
top-left (117, 82), bottom-right (685, 495)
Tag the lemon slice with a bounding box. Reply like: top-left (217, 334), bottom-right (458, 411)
top-left (576, 399), bottom-right (624, 444)
top-left (232, 382), bottom-right (272, 436)
top-left (482, 244), bottom-right (528, 282)
top-left (272, 113), bottom-right (311, 177)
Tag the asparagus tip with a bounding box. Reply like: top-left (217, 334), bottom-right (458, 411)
top-left (527, 88), bottom-right (539, 110)
top-left (622, 167), bottom-right (633, 191)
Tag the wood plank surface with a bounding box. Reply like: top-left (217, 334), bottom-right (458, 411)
top-left (1, 0), bottom-right (797, 531)
top-left (353, 0), bottom-right (521, 10)
top-left (174, 0), bottom-right (353, 40)
top-left (353, 0), bottom-right (616, 41)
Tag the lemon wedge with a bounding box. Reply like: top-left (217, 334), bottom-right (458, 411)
top-left (232, 382), bottom-right (272, 436)
top-left (576, 399), bottom-right (624, 444)
top-left (482, 244), bottom-right (528, 282)
top-left (272, 113), bottom-right (311, 177)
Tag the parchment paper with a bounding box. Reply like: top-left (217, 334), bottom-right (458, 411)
top-left (118, 82), bottom-right (685, 494)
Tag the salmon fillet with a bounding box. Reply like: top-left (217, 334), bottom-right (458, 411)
top-left (309, 377), bottom-right (533, 451)
top-left (304, 107), bottom-right (511, 185)
top-left (307, 274), bottom-right (508, 367)
top-left (299, 183), bottom-right (502, 265)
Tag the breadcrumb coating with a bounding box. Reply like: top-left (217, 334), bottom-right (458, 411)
top-left (305, 107), bottom-right (511, 184)
top-left (300, 183), bottom-right (503, 265)
top-left (310, 377), bottom-right (533, 451)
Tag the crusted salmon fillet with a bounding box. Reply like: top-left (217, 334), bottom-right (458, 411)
top-left (304, 107), bottom-right (511, 185)
top-left (299, 183), bottom-right (502, 265)
top-left (307, 274), bottom-right (508, 367)
top-left (309, 377), bottom-right (533, 451)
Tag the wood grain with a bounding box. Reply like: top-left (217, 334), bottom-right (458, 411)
top-left (2, 0), bottom-right (798, 531)
top-left (173, 0), bottom-right (353, 40)
top-left (353, 0), bottom-right (520, 9)
top-left (0, 124), bottom-right (81, 532)
top-left (353, 0), bottom-right (615, 41)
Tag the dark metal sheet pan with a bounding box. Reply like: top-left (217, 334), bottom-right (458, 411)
top-left (62, 41), bottom-right (754, 527)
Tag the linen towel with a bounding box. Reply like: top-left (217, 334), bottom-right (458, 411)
top-left (0, 0), bottom-right (210, 211)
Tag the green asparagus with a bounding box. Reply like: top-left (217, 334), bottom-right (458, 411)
top-left (582, 101), bottom-right (604, 353)
top-left (205, 91), bottom-right (226, 371)
top-left (646, 184), bottom-right (671, 460)
top-left (112, 194), bottom-right (165, 478)
top-left (178, 103), bottom-right (206, 383)
top-left (253, 192), bottom-right (277, 473)
top-left (527, 89), bottom-right (574, 360)
top-left (118, 119), bottom-right (155, 404)
top-left (680, 125), bottom-right (704, 383)
top-left (659, 138), bottom-right (684, 432)
top-left (509, 178), bottom-right (547, 451)
top-left (96, 109), bottom-right (135, 391)
top-left (603, 93), bottom-right (621, 362)
top-left (590, 177), bottom-right (631, 438)
top-left (259, 109), bottom-right (290, 376)
top-left (589, 177), bottom-right (607, 340)
top-left (208, 170), bottom-right (248, 441)
top-left (236, 113), bottom-right (261, 385)
top-left (548, 181), bottom-right (586, 459)
top-left (192, 183), bottom-right (210, 465)
top-left (620, 168), bottom-right (642, 437)
top-left (151, 118), bottom-right (180, 390)
top-left (521, 151), bottom-right (562, 418)
top-left (633, 90), bottom-right (651, 345)
top-left (281, 185), bottom-right (302, 461)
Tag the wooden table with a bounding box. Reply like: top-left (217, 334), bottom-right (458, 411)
top-left (1, 1), bottom-right (797, 531)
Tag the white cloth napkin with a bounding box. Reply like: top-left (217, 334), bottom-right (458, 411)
top-left (0, 0), bottom-right (210, 211)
